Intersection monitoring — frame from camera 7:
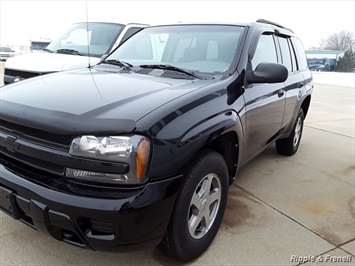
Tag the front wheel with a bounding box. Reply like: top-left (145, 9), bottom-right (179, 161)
top-left (276, 108), bottom-right (304, 156)
top-left (158, 150), bottom-right (229, 261)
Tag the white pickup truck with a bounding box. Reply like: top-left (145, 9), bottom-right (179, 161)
top-left (3, 21), bottom-right (147, 85)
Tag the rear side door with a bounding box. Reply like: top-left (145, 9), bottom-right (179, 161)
top-left (277, 35), bottom-right (308, 131)
top-left (241, 33), bottom-right (286, 162)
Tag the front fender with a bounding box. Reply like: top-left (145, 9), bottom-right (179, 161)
top-left (135, 76), bottom-right (245, 180)
top-left (147, 109), bottom-right (243, 179)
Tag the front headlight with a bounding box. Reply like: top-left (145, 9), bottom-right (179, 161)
top-left (67, 135), bottom-right (150, 184)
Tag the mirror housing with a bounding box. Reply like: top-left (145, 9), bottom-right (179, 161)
top-left (246, 62), bottom-right (288, 84)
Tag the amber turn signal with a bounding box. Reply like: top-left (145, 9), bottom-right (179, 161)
top-left (136, 139), bottom-right (149, 179)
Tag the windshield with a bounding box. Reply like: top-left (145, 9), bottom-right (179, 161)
top-left (47, 22), bottom-right (124, 57)
top-left (107, 25), bottom-right (243, 74)
top-left (0, 47), bottom-right (12, 52)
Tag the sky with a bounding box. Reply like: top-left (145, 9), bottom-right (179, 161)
top-left (0, 0), bottom-right (354, 49)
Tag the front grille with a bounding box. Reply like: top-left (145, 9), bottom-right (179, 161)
top-left (5, 68), bottom-right (44, 79)
top-left (0, 119), bottom-right (70, 178)
top-left (1, 152), bottom-right (65, 175)
top-left (0, 119), bottom-right (72, 146)
top-left (0, 153), bottom-right (70, 193)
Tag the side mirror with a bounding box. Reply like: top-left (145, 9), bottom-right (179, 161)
top-left (246, 62), bottom-right (288, 84)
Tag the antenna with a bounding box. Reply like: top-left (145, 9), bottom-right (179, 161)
top-left (86, 0), bottom-right (91, 68)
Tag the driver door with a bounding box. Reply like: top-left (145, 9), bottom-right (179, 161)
top-left (241, 33), bottom-right (286, 162)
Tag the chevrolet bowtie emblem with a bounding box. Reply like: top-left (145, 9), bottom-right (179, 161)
top-left (0, 134), bottom-right (20, 153)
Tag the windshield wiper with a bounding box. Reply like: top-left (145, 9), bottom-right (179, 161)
top-left (56, 49), bottom-right (81, 55)
top-left (102, 59), bottom-right (132, 70)
top-left (43, 48), bottom-right (54, 53)
top-left (139, 64), bottom-right (202, 79)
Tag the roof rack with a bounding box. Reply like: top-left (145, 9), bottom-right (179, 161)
top-left (256, 19), bottom-right (294, 33)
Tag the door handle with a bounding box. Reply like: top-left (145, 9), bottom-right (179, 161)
top-left (277, 89), bottom-right (285, 97)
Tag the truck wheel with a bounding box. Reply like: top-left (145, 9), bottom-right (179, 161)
top-left (158, 150), bottom-right (229, 261)
top-left (276, 108), bottom-right (304, 156)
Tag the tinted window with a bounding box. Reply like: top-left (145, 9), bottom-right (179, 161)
top-left (289, 40), bottom-right (298, 71)
top-left (278, 37), bottom-right (292, 72)
top-left (120, 27), bottom-right (143, 44)
top-left (291, 37), bottom-right (308, 70)
top-left (252, 34), bottom-right (277, 70)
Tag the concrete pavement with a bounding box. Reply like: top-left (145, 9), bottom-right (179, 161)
top-left (0, 71), bottom-right (354, 265)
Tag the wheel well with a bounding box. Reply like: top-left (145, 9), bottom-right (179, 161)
top-left (301, 95), bottom-right (311, 118)
top-left (205, 131), bottom-right (239, 181)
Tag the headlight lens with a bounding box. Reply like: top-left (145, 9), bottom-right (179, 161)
top-left (68, 135), bottom-right (150, 184)
top-left (70, 136), bottom-right (133, 161)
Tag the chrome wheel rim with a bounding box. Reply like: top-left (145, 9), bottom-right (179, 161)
top-left (188, 173), bottom-right (221, 239)
top-left (293, 117), bottom-right (302, 147)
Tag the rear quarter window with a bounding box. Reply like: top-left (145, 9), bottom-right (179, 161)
top-left (291, 37), bottom-right (308, 70)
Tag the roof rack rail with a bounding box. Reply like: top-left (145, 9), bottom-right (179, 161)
top-left (256, 19), bottom-right (294, 33)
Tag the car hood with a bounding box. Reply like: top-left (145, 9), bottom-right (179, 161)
top-left (0, 68), bottom-right (216, 134)
top-left (4, 51), bottom-right (100, 72)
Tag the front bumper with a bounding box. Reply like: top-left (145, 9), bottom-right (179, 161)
top-left (3, 68), bottom-right (47, 85)
top-left (0, 164), bottom-right (182, 251)
top-left (0, 56), bottom-right (12, 62)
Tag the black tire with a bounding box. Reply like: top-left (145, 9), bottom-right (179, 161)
top-left (158, 150), bottom-right (229, 261)
top-left (276, 108), bottom-right (304, 156)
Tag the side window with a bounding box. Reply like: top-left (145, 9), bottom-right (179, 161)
top-left (252, 34), bottom-right (277, 70)
top-left (119, 27), bottom-right (143, 44)
top-left (291, 37), bottom-right (308, 70)
top-left (289, 39), bottom-right (298, 71)
top-left (278, 37), bottom-right (292, 72)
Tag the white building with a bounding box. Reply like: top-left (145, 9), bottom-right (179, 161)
top-left (305, 50), bottom-right (345, 71)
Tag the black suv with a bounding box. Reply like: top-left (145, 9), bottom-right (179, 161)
top-left (0, 20), bottom-right (312, 261)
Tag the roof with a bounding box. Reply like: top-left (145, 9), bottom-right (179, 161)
top-left (306, 50), bottom-right (344, 55)
top-left (151, 19), bottom-right (295, 36)
top-left (155, 21), bottom-right (247, 27)
top-left (256, 19), bottom-right (294, 33)
top-left (154, 20), bottom-right (291, 29)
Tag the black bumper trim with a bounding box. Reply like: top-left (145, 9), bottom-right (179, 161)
top-left (0, 164), bottom-right (182, 251)
top-left (0, 186), bottom-right (20, 218)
